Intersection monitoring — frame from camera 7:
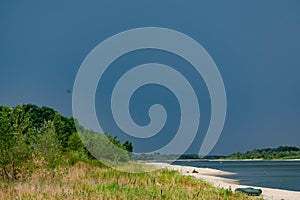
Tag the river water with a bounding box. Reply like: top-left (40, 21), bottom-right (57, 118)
top-left (172, 160), bottom-right (300, 192)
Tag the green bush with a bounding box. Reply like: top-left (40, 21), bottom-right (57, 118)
top-left (67, 149), bottom-right (90, 166)
top-left (0, 105), bottom-right (33, 181)
top-left (0, 104), bottom-right (134, 181)
top-left (33, 121), bottom-right (64, 169)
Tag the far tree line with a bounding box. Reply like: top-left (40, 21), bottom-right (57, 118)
top-left (227, 146), bottom-right (300, 160)
top-left (133, 146), bottom-right (300, 161)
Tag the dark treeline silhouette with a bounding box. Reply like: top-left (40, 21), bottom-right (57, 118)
top-left (228, 146), bottom-right (300, 160)
top-left (133, 146), bottom-right (300, 161)
top-left (132, 153), bottom-right (225, 161)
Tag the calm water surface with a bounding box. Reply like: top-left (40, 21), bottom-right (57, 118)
top-left (172, 160), bottom-right (300, 192)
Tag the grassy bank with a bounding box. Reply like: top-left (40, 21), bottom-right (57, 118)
top-left (0, 162), bottom-right (258, 200)
top-left (0, 105), bottom-right (260, 199)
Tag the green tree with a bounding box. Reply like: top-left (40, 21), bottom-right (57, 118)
top-left (79, 131), bottom-right (131, 162)
top-left (0, 105), bottom-right (33, 181)
top-left (67, 132), bottom-right (85, 151)
top-left (123, 140), bottom-right (133, 153)
top-left (33, 121), bottom-right (63, 169)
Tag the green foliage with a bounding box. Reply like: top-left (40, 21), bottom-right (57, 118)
top-left (104, 133), bottom-right (127, 151)
top-left (16, 104), bottom-right (76, 150)
top-left (0, 162), bottom-right (255, 200)
top-left (228, 146), bottom-right (300, 160)
top-left (53, 112), bottom-right (75, 149)
top-left (23, 104), bottom-right (56, 129)
top-left (66, 132), bottom-right (92, 166)
top-left (104, 133), bottom-right (134, 154)
top-left (33, 121), bottom-right (63, 169)
top-left (0, 105), bottom-right (70, 180)
top-left (0, 104), bottom-right (257, 200)
top-left (0, 105), bottom-right (33, 181)
top-left (67, 149), bottom-right (90, 166)
top-left (79, 131), bottom-right (131, 162)
top-left (123, 140), bottom-right (133, 153)
top-left (0, 104), bottom-right (134, 181)
top-left (0, 132), bottom-right (33, 181)
top-left (67, 132), bottom-right (85, 151)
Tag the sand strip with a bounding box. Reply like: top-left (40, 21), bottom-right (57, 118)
top-left (146, 162), bottom-right (300, 200)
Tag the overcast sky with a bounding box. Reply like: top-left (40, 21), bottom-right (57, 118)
top-left (1, 1), bottom-right (300, 155)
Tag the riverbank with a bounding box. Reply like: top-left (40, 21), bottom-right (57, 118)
top-left (0, 162), bottom-right (255, 199)
top-left (147, 162), bottom-right (300, 200)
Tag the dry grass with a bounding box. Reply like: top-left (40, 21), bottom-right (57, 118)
top-left (0, 162), bottom-right (259, 200)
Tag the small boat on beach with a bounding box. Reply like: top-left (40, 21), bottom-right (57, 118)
top-left (235, 187), bottom-right (262, 196)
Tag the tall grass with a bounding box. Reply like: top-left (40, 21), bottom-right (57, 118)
top-left (0, 162), bottom-right (259, 200)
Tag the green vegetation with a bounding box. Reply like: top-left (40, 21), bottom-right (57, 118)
top-left (0, 104), bottom-right (257, 199)
top-left (133, 146), bottom-right (300, 161)
top-left (0, 104), bottom-right (132, 181)
top-left (0, 162), bottom-right (256, 200)
top-left (227, 146), bottom-right (300, 160)
top-left (133, 153), bottom-right (224, 160)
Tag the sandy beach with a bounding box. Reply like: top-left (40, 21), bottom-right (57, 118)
top-left (147, 162), bottom-right (300, 200)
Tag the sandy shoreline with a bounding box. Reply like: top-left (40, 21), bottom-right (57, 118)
top-left (146, 162), bottom-right (300, 200)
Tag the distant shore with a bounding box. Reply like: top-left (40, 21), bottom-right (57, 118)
top-left (140, 158), bottom-right (300, 163)
top-left (219, 158), bottom-right (300, 161)
top-left (218, 158), bottom-right (300, 162)
top-left (146, 162), bottom-right (300, 200)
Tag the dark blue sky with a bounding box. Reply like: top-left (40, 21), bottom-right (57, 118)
top-left (1, 1), bottom-right (300, 155)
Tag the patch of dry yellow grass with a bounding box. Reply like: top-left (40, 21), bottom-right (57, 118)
top-left (0, 162), bottom-right (258, 200)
